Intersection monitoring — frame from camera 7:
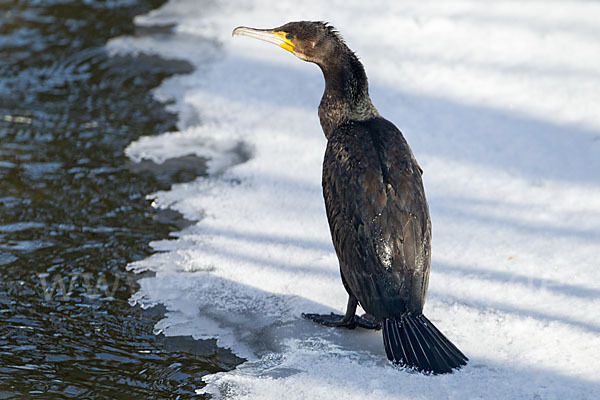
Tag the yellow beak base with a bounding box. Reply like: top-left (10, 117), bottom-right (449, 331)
top-left (274, 31), bottom-right (296, 53)
top-left (232, 27), bottom-right (296, 54)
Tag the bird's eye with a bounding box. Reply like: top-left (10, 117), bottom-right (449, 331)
top-left (286, 33), bottom-right (293, 40)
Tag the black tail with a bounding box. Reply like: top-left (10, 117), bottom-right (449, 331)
top-left (382, 314), bottom-right (468, 374)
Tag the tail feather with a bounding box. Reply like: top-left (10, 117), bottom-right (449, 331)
top-left (419, 314), bottom-right (466, 367)
top-left (382, 314), bottom-right (467, 374)
top-left (410, 315), bottom-right (454, 372)
top-left (405, 316), bottom-right (441, 369)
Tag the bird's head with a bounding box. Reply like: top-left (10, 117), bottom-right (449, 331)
top-left (232, 21), bottom-right (343, 65)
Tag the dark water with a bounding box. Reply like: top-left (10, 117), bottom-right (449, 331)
top-left (0, 0), bottom-right (241, 397)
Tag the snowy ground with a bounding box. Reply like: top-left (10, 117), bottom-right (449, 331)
top-left (109, 1), bottom-right (600, 398)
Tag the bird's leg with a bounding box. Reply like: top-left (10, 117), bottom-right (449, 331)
top-left (302, 295), bottom-right (382, 330)
top-left (302, 295), bottom-right (358, 328)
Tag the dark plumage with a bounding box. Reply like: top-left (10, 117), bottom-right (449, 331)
top-left (233, 21), bottom-right (467, 374)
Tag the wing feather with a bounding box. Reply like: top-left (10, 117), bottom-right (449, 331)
top-left (322, 118), bottom-right (431, 317)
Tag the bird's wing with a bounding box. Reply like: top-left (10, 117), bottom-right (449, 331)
top-left (322, 119), bottom-right (431, 317)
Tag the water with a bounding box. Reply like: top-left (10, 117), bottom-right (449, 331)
top-left (0, 0), bottom-right (242, 397)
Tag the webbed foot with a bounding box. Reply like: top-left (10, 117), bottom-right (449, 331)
top-left (302, 312), bottom-right (381, 330)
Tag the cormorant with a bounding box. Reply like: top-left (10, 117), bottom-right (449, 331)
top-left (233, 21), bottom-right (468, 374)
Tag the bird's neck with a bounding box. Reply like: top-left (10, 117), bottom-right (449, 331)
top-left (317, 49), bottom-right (379, 139)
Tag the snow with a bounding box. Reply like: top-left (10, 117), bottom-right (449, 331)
top-left (108, 0), bottom-right (600, 398)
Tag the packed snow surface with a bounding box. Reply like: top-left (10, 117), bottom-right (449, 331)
top-left (109, 1), bottom-right (600, 398)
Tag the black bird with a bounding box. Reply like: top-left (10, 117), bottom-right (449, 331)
top-left (233, 21), bottom-right (467, 374)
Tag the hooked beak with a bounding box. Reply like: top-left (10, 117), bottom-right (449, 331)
top-left (232, 26), bottom-right (296, 53)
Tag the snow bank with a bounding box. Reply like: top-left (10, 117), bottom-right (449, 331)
top-left (108, 1), bottom-right (600, 398)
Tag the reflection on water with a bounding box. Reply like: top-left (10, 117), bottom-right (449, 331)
top-left (0, 0), bottom-right (242, 397)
